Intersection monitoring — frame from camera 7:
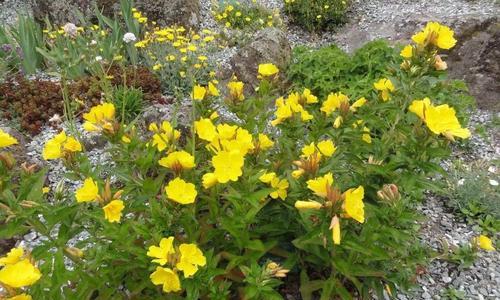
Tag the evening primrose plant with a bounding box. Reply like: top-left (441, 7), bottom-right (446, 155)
top-left (0, 22), bottom-right (491, 299)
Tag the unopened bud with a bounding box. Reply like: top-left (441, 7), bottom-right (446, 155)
top-left (20, 200), bottom-right (40, 208)
top-left (434, 55), bottom-right (447, 71)
top-left (0, 152), bottom-right (16, 169)
top-left (65, 247), bottom-right (84, 259)
top-left (295, 200), bottom-right (323, 210)
top-left (377, 184), bottom-right (401, 203)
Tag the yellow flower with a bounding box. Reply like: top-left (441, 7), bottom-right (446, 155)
top-left (165, 178), bottom-right (197, 204)
top-left (208, 82), bottom-right (220, 96)
top-left (83, 103), bottom-right (116, 133)
top-left (269, 177), bottom-right (289, 200)
top-left (475, 235), bottom-right (495, 251)
top-left (176, 243), bottom-right (206, 277)
top-left (321, 92), bottom-right (349, 115)
top-left (227, 81), bottom-right (245, 102)
top-left (75, 178), bottom-right (99, 203)
top-left (195, 118), bottom-right (217, 142)
top-left (317, 140), bottom-right (336, 157)
top-left (103, 200), bottom-right (124, 223)
top-left (373, 78), bottom-right (395, 101)
top-left (343, 186), bottom-right (365, 223)
top-left (258, 63), bottom-right (279, 77)
top-left (159, 151), bottom-right (195, 171)
top-left (150, 267), bottom-right (181, 293)
top-left (295, 200), bottom-right (323, 210)
top-left (412, 22), bottom-right (456, 50)
top-left (192, 84), bottom-right (207, 101)
top-left (0, 129), bottom-right (18, 148)
top-left (307, 173), bottom-right (334, 198)
top-left (0, 259), bottom-right (41, 288)
top-left (257, 133), bottom-right (274, 150)
top-left (212, 150), bottom-right (245, 183)
top-left (329, 215), bottom-right (341, 245)
top-left (0, 247), bottom-right (24, 266)
top-left (7, 293), bottom-right (32, 300)
top-left (409, 97), bottom-right (432, 120)
top-left (400, 45), bottom-right (413, 58)
top-left (63, 137), bottom-right (82, 152)
top-left (301, 142), bottom-right (318, 158)
top-left (302, 88), bottom-right (318, 104)
top-left (147, 237), bottom-right (175, 265)
top-left (42, 131), bottom-right (82, 160)
top-left (350, 97), bottom-right (367, 112)
top-left (149, 121), bottom-right (181, 151)
top-left (202, 172), bottom-right (218, 188)
top-left (410, 99), bottom-right (471, 140)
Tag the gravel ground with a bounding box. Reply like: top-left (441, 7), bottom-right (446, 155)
top-left (1, 0), bottom-right (499, 299)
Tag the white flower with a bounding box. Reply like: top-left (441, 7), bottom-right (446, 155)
top-left (95, 56), bottom-right (103, 62)
top-left (489, 179), bottom-right (499, 186)
top-left (49, 114), bottom-right (61, 123)
top-left (123, 32), bottom-right (137, 43)
top-left (90, 40), bottom-right (97, 46)
top-left (457, 178), bottom-right (465, 186)
top-left (62, 23), bottom-right (77, 37)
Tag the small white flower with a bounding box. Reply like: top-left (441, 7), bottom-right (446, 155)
top-left (123, 32), bottom-right (137, 43)
top-left (489, 179), bottom-right (499, 186)
top-left (488, 166), bottom-right (496, 173)
top-left (457, 178), bottom-right (465, 186)
top-left (49, 114), bottom-right (61, 123)
top-left (95, 56), bottom-right (103, 62)
top-left (90, 40), bottom-right (97, 46)
top-left (62, 23), bottom-right (77, 37)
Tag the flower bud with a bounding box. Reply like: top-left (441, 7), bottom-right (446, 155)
top-left (0, 152), bottom-right (16, 169)
top-left (65, 247), bottom-right (85, 259)
top-left (295, 200), bottom-right (323, 210)
top-left (377, 184), bottom-right (401, 204)
top-left (434, 55), bottom-right (447, 70)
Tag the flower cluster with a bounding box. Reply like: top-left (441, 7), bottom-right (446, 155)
top-left (400, 21), bottom-right (457, 72)
top-left (42, 131), bottom-right (82, 160)
top-left (0, 247), bottom-right (41, 300)
top-left (147, 237), bottom-right (206, 293)
top-left (214, 1), bottom-right (282, 30)
top-left (83, 102), bottom-right (117, 134)
top-left (75, 178), bottom-right (125, 223)
top-left (271, 88), bottom-right (317, 126)
top-left (295, 172), bottom-right (365, 245)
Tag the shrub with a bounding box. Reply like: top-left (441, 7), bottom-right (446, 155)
top-left (213, 1), bottom-right (282, 31)
top-left (1, 20), bottom-right (492, 300)
top-left (288, 40), bottom-right (398, 100)
top-left (284, 0), bottom-right (350, 32)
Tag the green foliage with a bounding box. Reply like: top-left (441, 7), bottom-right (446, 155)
top-left (0, 15), bottom-right (482, 300)
top-left (443, 160), bottom-right (500, 235)
top-left (3, 14), bottom-right (45, 74)
top-left (113, 85), bottom-right (145, 123)
top-left (284, 0), bottom-right (349, 32)
top-left (288, 40), bottom-right (398, 99)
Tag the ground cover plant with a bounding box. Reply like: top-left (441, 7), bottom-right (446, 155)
top-left (0, 3), bottom-right (497, 299)
top-left (284, 0), bottom-right (350, 32)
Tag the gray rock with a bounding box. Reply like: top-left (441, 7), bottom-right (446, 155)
top-left (229, 27), bottom-right (291, 89)
top-left (447, 17), bottom-right (500, 112)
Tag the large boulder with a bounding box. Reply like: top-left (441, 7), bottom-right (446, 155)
top-left (229, 27), bottom-right (292, 89)
top-left (446, 17), bottom-right (499, 112)
top-left (33, 0), bottom-right (200, 28)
